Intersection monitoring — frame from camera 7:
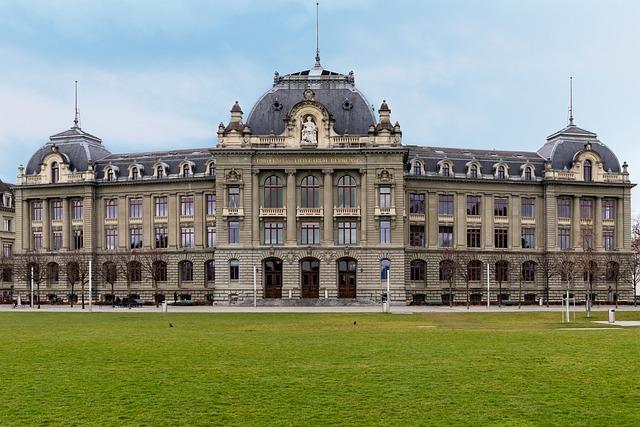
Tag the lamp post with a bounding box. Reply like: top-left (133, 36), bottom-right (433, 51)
top-left (30, 266), bottom-right (34, 309)
top-left (253, 266), bottom-right (257, 308)
top-left (486, 263), bottom-right (490, 309)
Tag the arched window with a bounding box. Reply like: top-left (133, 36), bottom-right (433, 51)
top-left (205, 260), bottom-right (215, 282)
top-left (128, 261), bottom-right (142, 282)
top-left (412, 160), bottom-right (423, 176)
top-left (208, 163), bottom-right (215, 176)
top-left (495, 261), bottom-right (509, 282)
top-left (51, 162), bottom-right (60, 183)
top-left (107, 168), bottom-right (114, 181)
top-left (47, 262), bottom-right (59, 285)
top-left (583, 261), bottom-right (597, 283)
top-left (584, 159), bottom-right (592, 182)
top-left (337, 175), bottom-right (357, 208)
top-left (468, 260), bottom-right (482, 281)
top-left (153, 261), bottom-right (167, 282)
top-left (380, 259), bottom-right (390, 281)
top-left (156, 166), bottom-right (164, 178)
top-left (442, 163), bottom-right (450, 176)
top-left (229, 259), bottom-right (239, 280)
top-left (524, 167), bottom-right (532, 180)
top-left (522, 261), bottom-right (536, 282)
top-left (131, 167), bottom-right (139, 180)
top-left (183, 164), bottom-right (191, 177)
top-left (410, 260), bottom-right (426, 281)
top-left (300, 176), bottom-right (320, 208)
top-left (179, 260), bottom-right (193, 282)
top-left (66, 262), bottom-right (79, 284)
top-left (606, 261), bottom-right (619, 282)
top-left (498, 166), bottom-right (505, 179)
top-left (439, 260), bottom-right (454, 281)
top-left (103, 261), bottom-right (117, 284)
top-left (2, 267), bottom-right (12, 282)
top-left (470, 164), bottom-right (478, 178)
top-left (264, 175), bottom-right (283, 208)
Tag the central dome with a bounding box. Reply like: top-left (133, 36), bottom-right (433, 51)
top-left (246, 65), bottom-right (376, 136)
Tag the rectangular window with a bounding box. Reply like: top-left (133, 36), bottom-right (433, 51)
top-left (206, 194), bottom-right (217, 215)
top-left (379, 187), bottom-right (391, 209)
top-left (602, 199), bottom-right (615, 220)
top-left (494, 197), bottom-right (508, 217)
top-left (264, 222), bottom-right (284, 245)
top-left (105, 228), bottom-right (118, 250)
top-left (467, 227), bottom-right (481, 248)
top-left (2, 243), bottom-right (11, 257)
top-left (466, 196), bottom-right (481, 216)
top-left (521, 198), bottom-right (535, 218)
top-left (337, 222), bottom-right (357, 245)
top-left (380, 220), bottom-right (391, 244)
top-left (73, 229), bottom-right (84, 250)
top-left (32, 201), bottom-right (42, 221)
top-left (409, 193), bottom-right (425, 214)
top-left (558, 228), bottom-right (571, 250)
top-left (494, 228), bottom-right (508, 248)
top-left (438, 194), bottom-right (454, 215)
top-left (129, 198), bottom-right (143, 218)
top-left (51, 200), bottom-right (63, 220)
top-left (580, 199), bottom-right (593, 219)
top-left (603, 229), bottom-right (615, 251)
top-left (154, 227), bottom-right (168, 248)
top-left (3, 218), bottom-right (11, 232)
top-left (557, 197), bottom-right (571, 218)
top-left (409, 225), bottom-right (425, 247)
top-left (300, 222), bottom-right (320, 245)
top-left (229, 262), bottom-right (239, 280)
top-left (180, 196), bottom-right (194, 216)
top-left (521, 227), bottom-right (535, 249)
top-left (207, 226), bottom-right (217, 248)
top-left (130, 226), bottom-right (143, 249)
top-left (105, 199), bottom-right (117, 219)
top-left (32, 231), bottom-right (42, 250)
top-left (52, 230), bottom-right (62, 250)
top-left (72, 200), bottom-right (83, 220)
top-left (438, 225), bottom-right (453, 247)
top-left (229, 221), bottom-right (240, 244)
top-left (582, 228), bottom-right (593, 250)
top-left (155, 196), bottom-right (168, 217)
top-left (181, 227), bottom-right (194, 248)
top-left (228, 187), bottom-right (240, 209)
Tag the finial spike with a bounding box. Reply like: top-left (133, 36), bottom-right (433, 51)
top-left (314, 2), bottom-right (321, 67)
top-left (73, 80), bottom-right (80, 128)
top-left (568, 76), bottom-right (574, 126)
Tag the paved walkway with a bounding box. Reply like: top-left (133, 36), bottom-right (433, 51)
top-left (2, 304), bottom-right (639, 314)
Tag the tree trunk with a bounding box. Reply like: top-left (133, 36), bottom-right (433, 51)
top-left (111, 283), bottom-right (115, 307)
top-left (466, 280), bottom-right (469, 310)
top-left (81, 283), bottom-right (85, 309)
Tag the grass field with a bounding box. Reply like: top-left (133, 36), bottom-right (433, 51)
top-left (1, 311), bottom-right (639, 426)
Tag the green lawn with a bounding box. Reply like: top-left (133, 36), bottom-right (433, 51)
top-left (1, 311), bottom-right (639, 426)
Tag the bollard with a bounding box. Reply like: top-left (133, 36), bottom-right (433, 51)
top-left (608, 308), bottom-right (616, 324)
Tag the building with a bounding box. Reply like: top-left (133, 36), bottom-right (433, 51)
top-left (10, 57), bottom-right (634, 305)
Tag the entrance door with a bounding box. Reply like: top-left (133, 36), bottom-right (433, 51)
top-left (338, 258), bottom-right (357, 298)
top-left (264, 259), bottom-right (283, 298)
top-left (301, 259), bottom-right (320, 298)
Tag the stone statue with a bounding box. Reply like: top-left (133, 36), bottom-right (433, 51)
top-left (301, 116), bottom-right (317, 145)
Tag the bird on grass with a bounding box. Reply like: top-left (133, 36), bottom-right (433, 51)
top-left (169, 323), bottom-right (173, 328)
top-left (353, 321), bottom-right (357, 326)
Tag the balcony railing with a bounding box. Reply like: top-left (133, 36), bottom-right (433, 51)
top-left (374, 206), bottom-right (396, 217)
top-left (408, 213), bottom-right (425, 222)
top-left (222, 207), bottom-right (244, 217)
top-left (438, 214), bottom-right (454, 222)
top-left (466, 215), bottom-right (481, 223)
top-left (602, 219), bottom-right (615, 227)
top-left (296, 207), bottom-right (323, 217)
top-left (333, 207), bottom-right (361, 217)
top-left (580, 218), bottom-right (593, 226)
top-left (259, 207), bottom-right (287, 217)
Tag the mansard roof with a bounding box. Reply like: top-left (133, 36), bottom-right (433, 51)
top-left (94, 148), bottom-right (214, 179)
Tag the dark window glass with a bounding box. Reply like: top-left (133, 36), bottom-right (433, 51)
top-left (521, 198), bottom-right (535, 218)
top-left (494, 228), bottom-right (508, 248)
top-left (337, 175), bottom-right (357, 208)
top-left (410, 260), bottom-right (426, 281)
top-left (467, 228), bottom-right (481, 248)
top-left (264, 176), bottom-right (284, 208)
top-left (466, 196), bottom-right (481, 216)
top-left (438, 195), bottom-right (454, 215)
top-left (494, 198), bottom-right (508, 217)
top-left (409, 193), bottom-right (425, 214)
top-left (410, 225), bottom-right (425, 247)
top-left (300, 176), bottom-right (319, 208)
top-left (438, 226), bottom-right (453, 247)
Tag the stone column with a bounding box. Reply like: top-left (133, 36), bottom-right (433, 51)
top-left (424, 194), bottom-right (429, 248)
top-left (168, 194), bottom-right (177, 249)
top-left (194, 191), bottom-right (203, 248)
top-left (510, 195), bottom-right (520, 249)
top-left (623, 190), bottom-right (632, 249)
top-left (20, 199), bottom-right (29, 251)
top-left (616, 197), bottom-right (624, 250)
top-left (483, 194), bottom-right (494, 248)
top-left (572, 196), bottom-right (581, 249)
top-left (41, 198), bottom-right (49, 251)
top-left (252, 170), bottom-right (260, 245)
top-left (62, 197), bottom-right (70, 250)
top-left (118, 196), bottom-right (128, 249)
top-left (286, 169), bottom-right (297, 244)
top-left (543, 187), bottom-right (557, 251)
top-left (427, 191), bottom-right (437, 247)
top-left (359, 169), bottom-right (367, 244)
top-left (143, 195), bottom-right (152, 249)
top-left (455, 192), bottom-right (465, 248)
top-left (323, 169), bottom-right (333, 244)
top-left (594, 196), bottom-right (602, 250)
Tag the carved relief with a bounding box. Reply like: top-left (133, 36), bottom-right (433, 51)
top-left (301, 116), bottom-right (318, 145)
top-left (225, 168), bottom-right (242, 183)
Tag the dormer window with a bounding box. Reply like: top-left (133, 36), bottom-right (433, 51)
top-left (442, 163), bottom-right (450, 177)
top-left (584, 159), bottom-right (592, 182)
top-left (107, 169), bottom-right (114, 181)
top-left (51, 162), bottom-right (59, 183)
top-left (131, 167), bottom-right (139, 180)
top-left (524, 167), bottom-right (532, 181)
top-left (157, 166), bottom-right (164, 178)
top-left (412, 160), bottom-right (423, 176)
top-left (182, 164), bottom-right (191, 177)
top-left (497, 166), bottom-right (505, 179)
top-left (208, 163), bottom-right (215, 176)
top-left (470, 164), bottom-right (478, 178)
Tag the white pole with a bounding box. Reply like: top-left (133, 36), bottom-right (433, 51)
top-left (386, 270), bottom-right (390, 313)
top-left (566, 286), bottom-right (570, 323)
top-left (486, 263), bottom-right (490, 309)
top-left (30, 266), bottom-right (34, 308)
top-left (89, 260), bottom-right (93, 312)
top-left (253, 266), bottom-right (257, 307)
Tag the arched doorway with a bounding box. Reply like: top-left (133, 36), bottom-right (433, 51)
top-left (263, 258), bottom-right (283, 298)
top-left (337, 258), bottom-right (357, 298)
top-left (300, 258), bottom-right (320, 298)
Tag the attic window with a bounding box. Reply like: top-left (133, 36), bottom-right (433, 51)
top-left (51, 162), bottom-right (60, 183)
top-left (272, 100), bottom-right (283, 111)
top-left (524, 167), bottom-right (532, 180)
top-left (497, 166), bottom-right (506, 179)
top-left (342, 99), bottom-right (353, 110)
top-left (183, 164), bottom-right (192, 177)
top-left (106, 169), bottom-right (115, 181)
top-left (131, 167), bottom-right (139, 180)
top-left (470, 164), bottom-right (478, 178)
top-left (157, 166), bottom-right (164, 179)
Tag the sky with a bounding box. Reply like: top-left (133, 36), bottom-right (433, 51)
top-left (1, 0), bottom-right (639, 212)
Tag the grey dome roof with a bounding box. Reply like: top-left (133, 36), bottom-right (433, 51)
top-left (246, 65), bottom-right (376, 135)
top-left (537, 124), bottom-right (621, 173)
top-left (25, 126), bottom-right (111, 175)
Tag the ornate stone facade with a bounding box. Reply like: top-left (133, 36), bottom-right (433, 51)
top-left (8, 60), bottom-right (635, 305)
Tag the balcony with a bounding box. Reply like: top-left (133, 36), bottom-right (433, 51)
top-left (222, 207), bottom-right (245, 217)
top-left (580, 218), bottom-right (593, 226)
top-left (603, 219), bottom-right (615, 227)
top-left (129, 217), bottom-right (143, 225)
top-left (179, 215), bottom-right (194, 223)
top-left (205, 214), bottom-right (216, 222)
top-left (333, 207), bottom-right (361, 217)
top-left (521, 217), bottom-right (536, 225)
top-left (259, 207), bottom-right (287, 217)
top-left (466, 215), bottom-right (481, 223)
top-left (374, 206), bottom-right (396, 217)
top-left (296, 207), bottom-right (323, 217)
top-left (558, 217), bottom-right (571, 225)
top-left (408, 213), bottom-right (425, 222)
top-left (494, 216), bottom-right (509, 224)
top-left (104, 218), bottom-right (118, 226)
top-left (438, 214), bottom-right (454, 223)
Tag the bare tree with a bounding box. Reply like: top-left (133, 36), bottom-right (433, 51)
top-left (555, 250), bottom-right (577, 301)
top-left (538, 253), bottom-right (559, 307)
top-left (456, 252), bottom-right (479, 310)
top-left (139, 248), bottom-right (166, 307)
top-left (439, 249), bottom-right (458, 307)
top-left (492, 251), bottom-right (510, 307)
top-left (0, 253), bottom-right (15, 303)
top-left (603, 252), bottom-right (622, 308)
top-left (578, 245), bottom-right (599, 318)
top-left (97, 252), bottom-right (122, 307)
top-left (66, 252), bottom-right (93, 310)
top-left (631, 216), bottom-right (640, 306)
top-left (120, 250), bottom-right (140, 309)
top-left (20, 253), bottom-right (48, 308)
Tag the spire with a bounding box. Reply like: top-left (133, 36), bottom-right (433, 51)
top-left (314, 2), bottom-right (321, 68)
top-left (568, 76), bottom-right (574, 126)
top-left (73, 80), bottom-right (80, 128)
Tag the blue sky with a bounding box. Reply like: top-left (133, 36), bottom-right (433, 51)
top-left (1, 0), bottom-right (639, 211)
